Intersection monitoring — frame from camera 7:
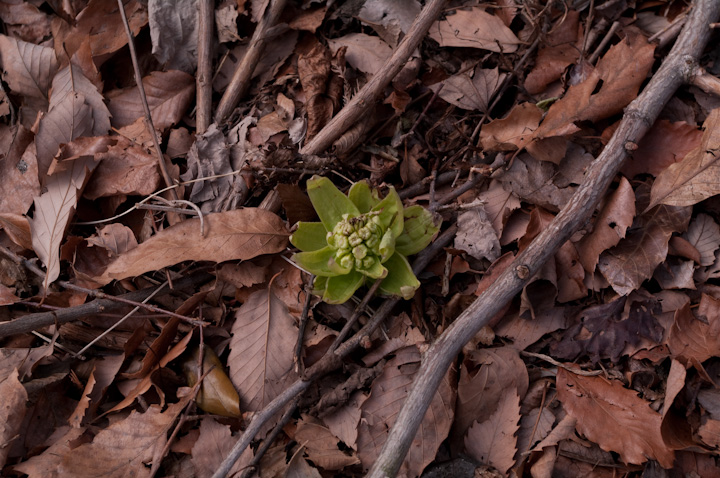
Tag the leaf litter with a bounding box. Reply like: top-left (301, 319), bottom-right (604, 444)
top-left (1, 1), bottom-right (720, 477)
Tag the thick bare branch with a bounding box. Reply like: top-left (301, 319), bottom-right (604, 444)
top-left (367, 0), bottom-right (720, 476)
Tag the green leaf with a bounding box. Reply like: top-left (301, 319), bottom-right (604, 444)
top-left (371, 187), bottom-right (404, 239)
top-left (358, 258), bottom-right (387, 280)
top-left (313, 275), bottom-right (328, 295)
top-left (348, 181), bottom-right (376, 213)
top-left (378, 229), bottom-right (397, 262)
top-left (293, 246), bottom-right (351, 277)
top-left (290, 222), bottom-right (328, 251)
top-left (307, 176), bottom-right (360, 231)
top-left (395, 206), bottom-right (440, 256)
top-left (379, 252), bottom-right (420, 300)
top-left (323, 270), bottom-right (365, 304)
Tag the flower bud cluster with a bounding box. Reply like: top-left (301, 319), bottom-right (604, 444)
top-left (327, 213), bottom-right (384, 271)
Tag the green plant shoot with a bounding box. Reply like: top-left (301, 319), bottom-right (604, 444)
top-left (290, 176), bottom-right (440, 304)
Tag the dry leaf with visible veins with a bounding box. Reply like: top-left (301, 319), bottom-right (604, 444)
top-left (683, 213), bottom-right (720, 266)
top-left (94, 208), bottom-right (289, 284)
top-left (228, 287), bottom-right (299, 412)
top-left (433, 66), bottom-right (505, 112)
top-left (29, 156), bottom-right (98, 288)
top-left (191, 417), bottom-right (252, 478)
top-left (668, 295), bottom-right (720, 364)
top-left (648, 108), bottom-right (720, 209)
top-left (428, 7), bottom-right (519, 52)
top-left (480, 102), bottom-right (543, 152)
top-left (0, 35), bottom-right (57, 106)
top-left (327, 33), bottom-right (392, 76)
top-left (556, 368), bottom-right (674, 468)
top-left (295, 414), bottom-right (360, 470)
top-left (464, 389), bottom-right (521, 474)
top-left (357, 345), bottom-right (455, 477)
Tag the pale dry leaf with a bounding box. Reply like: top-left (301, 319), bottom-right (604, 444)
top-left (480, 102), bottom-right (543, 152)
top-left (357, 0), bottom-right (420, 46)
top-left (95, 209), bottom-right (289, 284)
top-left (499, 153), bottom-right (574, 212)
top-left (556, 368), bottom-right (674, 468)
top-left (0, 369), bottom-right (28, 468)
top-left (191, 417), bottom-right (251, 478)
top-left (56, 401), bottom-right (187, 478)
top-left (434, 66), bottom-right (505, 112)
top-left (464, 389), bottom-right (521, 474)
top-left (327, 33), bottom-right (392, 76)
top-left (530, 413), bottom-right (577, 453)
top-left (649, 108), bottom-right (720, 209)
top-left (476, 180), bottom-right (522, 237)
top-left (516, 406), bottom-right (555, 455)
top-left (428, 7), bottom-right (519, 53)
top-left (149, 0), bottom-right (198, 73)
top-left (228, 287), bottom-right (299, 412)
top-left (29, 156), bottom-right (98, 288)
top-left (454, 204), bottom-right (501, 262)
top-left (0, 34), bottom-right (57, 104)
top-left (356, 345), bottom-right (455, 477)
top-left (215, 1), bottom-right (240, 43)
top-left (0, 0), bottom-right (51, 45)
top-left (106, 70), bottom-right (195, 131)
top-left (50, 64), bottom-right (111, 136)
top-left (0, 125), bottom-right (39, 216)
top-left (683, 213), bottom-right (720, 266)
top-left (576, 176), bottom-right (636, 273)
top-left (34, 92), bottom-right (95, 178)
top-left (322, 392), bottom-right (367, 451)
top-left (295, 414), bottom-right (360, 470)
top-left (286, 450), bottom-right (322, 478)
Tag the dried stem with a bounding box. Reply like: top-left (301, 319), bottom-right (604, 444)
top-left (300, 0), bottom-right (448, 155)
top-left (196, 0), bottom-right (214, 134)
top-left (367, 1), bottom-right (720, 476)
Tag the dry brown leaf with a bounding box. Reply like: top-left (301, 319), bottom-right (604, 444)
top-left (452, 346), bottom-right (528, 448)
top-left (0, 125), bottom-right (40, 216)
top-left (322, 391), bottom-right (367, 451)
top-left (454, 204), bottom-right (501, 262)
top-left (621, 120), bottom-right (702, 179)
top-left (648, 108), bottom-right (720, 209)
top-left (0, 212), bottom-right (33, 250)
top-left (517, 406), bottom-right (555, 455)
top-left (29, 156), bottom-right (98, 288)
top-left (476, 180), bottom-right (522, 238)
top-left (499, 154), bottom-right (575, 212)
top-left (496, 308), bottom-right (571, 351)
top-left (228, 287), bottom-right (299, 412)
top-left (182, 345), bottom-right (241, 418)
top-left (56, 400), bottom-right (187, 478)
top-left (434, 66), bottom-right (505, 112)
top-left (0, 284), bottom-right (20, 305)
top-left (533, 31), bottom-right (655, 139)
top-left (480, 102), bottom-right (543, 152)
top-left (659, 359), bottom-right (695, 450)
top-left (0, 369), bottom-right (28, 468)
top-left (327, 33), bottom-right (392, 76)
top-left (668, 295), bottom-right (720, 364)
top-left (95, 208), bottom-right (288, 284)
top-left (576, 176), bottom-right (636, 273)
top-left (464, 389), bottom-right (521, 474)
top-left (69, 354), bottom-right (124, 427)
top-left (295, 414), bottom-right (361, 470)
top-left (298, 42), bottom-right (333, 142)
top-left (556, 368), bottom-right (674, 468)
top-left (428, 7), bottom-right (519, 53)
top-left (598, 201), bottom-right (691, 296)
top-left (106, 70), bottom-right (195, 131)
top-left (683, 213), bottom-right (720, 266)
top-left (83, 137), bottom-right (161, 200)
top-left (0, 34), bottom-right (57, 106)
top-left (356, 345), bottom-right (455, 477)
top-left (191, 417), bottom-right (251, 478)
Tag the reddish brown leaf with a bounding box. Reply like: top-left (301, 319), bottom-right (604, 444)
top-left (556, 368), bottom-right (674, 468)
top-left (480, 102), bottom-right (543, 152)
top-left (668, 295), bottom-right (720, 364)
top-left (106, 70), bottom-right (195, 132)
top-left (0, 369), bottom-right (27, 468)
top-left (0, 125), bottom-right (39, 216)
top-left (228, 287), bottom-right (299, 412)
top-left (433, 66), bottom-right (505, 112)
top-left (428, 7), bottom-right (519, 52)
top-left (464, 390), bottom-right (520, 474)
top-left (95, 208), bottom-right (289, 284)
top-left (190, 417), bottom-right (252, 478)
top-left (356, 345), bottom-right (455, 477)
top-left (295, 414), bottom-right (360, 470)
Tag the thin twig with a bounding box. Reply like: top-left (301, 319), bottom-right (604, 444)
top-left (328, 278), bottom-right (384, 353)
top-left (367, 1), bottom-right (720, 475)
top-left (196, 0), bottom-right (214, 134)
top-left (214, 0), bottom-right (288, 124)
top-left (294, 276), bottom-right (314, 374)
top-left (116, 0), bottom-right (178, 199)
top-left (300, 0), bottom-right (449, 155)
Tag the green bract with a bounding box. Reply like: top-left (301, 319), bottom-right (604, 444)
top-left (290, 176), bottom-right (440, 304)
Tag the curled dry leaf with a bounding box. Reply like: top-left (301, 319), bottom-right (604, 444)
top-left (0, 369), bottom-right (27, 468)
top-left (0, 35), bottom-right (57, 106)
top-left (94, 208), bottom-right (289, 284)
top-left (556, 368), bottom-right (674, 468)
top-left (683, 213), bottom-right (720, 266)
top-left (434, 66), bottom-right (505, 112)
top-left (295, 414), bottom-right (360, 470)
top-left (668, 295), bottom-right (720, 364)
top-left (182, 345), bottom-right (241, 418)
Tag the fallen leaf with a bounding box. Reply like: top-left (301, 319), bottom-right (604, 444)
top-left (683, 213), bottom-right (720, 266)
top-left (182, 345), bottom-right (241, 418)
top-left (295, 414), bottom-right (360, 470)
top-left (95, 208), bottom-right (289, 284)
top-left (454, 204), bottom-right (501, 262)
top-left (428, 7), bottom-right (519, 53)
top-left (433, 66), bottom-right (505, 112)
top-left (357, 0), bottom-right (420, 46)
top-left (0, 369), bottom-right (28, 468)
top-left (0, 34), bottom-right (57, 108)
top-left (327, 33), bottom-right (392, 76)
top-left (106, 70), bottom-right (195, 131)
top-left (190, 417), bottom-right (252, 478)
top-left (29, 156), bottom-right (98, 288)
top-left (556, 368), bottom-right (674, 468)
top-left (480, 102), bottom-right (543, 152)
top-left (464, 389), bottom-right (521, 474)
top-left (649, 108), bottom-right (720, 209)
top-left (0, 125), bottom-right (40, 217)
top-left (149, 0), bottom-right (198, 73)
top-left (668, 295), bottom-right (720, 364)
top-left (228, 287), bottom-right (299, 412)
top-left (356, 345), bottom-right (455, 477)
